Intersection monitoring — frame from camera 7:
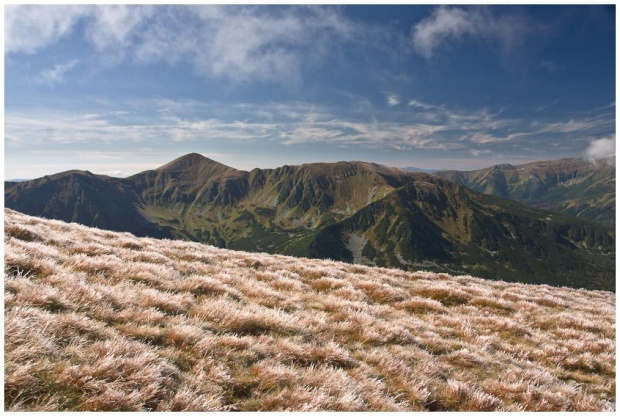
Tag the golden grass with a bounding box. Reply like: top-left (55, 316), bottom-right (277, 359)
top-left (4, 208), bottom-right (616, 411)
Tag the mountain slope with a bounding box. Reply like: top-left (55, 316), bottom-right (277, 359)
top-left (4, 153), bottom-right (615, 290)
top-left (4, 170), bottom-right (169, 238)
top-left (4, 209), bottom-right (615, 411)
top-left (307, 178), bottom-right (614, 290)
top-left (436, 158), bottom-right (615, 227)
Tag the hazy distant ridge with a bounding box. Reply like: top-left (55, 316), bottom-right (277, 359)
top-left (436, 158), bottom-right (615, 227)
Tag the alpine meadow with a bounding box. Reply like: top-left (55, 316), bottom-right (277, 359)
top-left (3, 4), bottom-right (616, 413)
top-left (4, 209), bottom-right (615, 411)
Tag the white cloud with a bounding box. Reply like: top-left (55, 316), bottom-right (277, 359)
top-left (456, 107), bottom-right (613, 145)
top-left (6, 5), bottom-right (357, 85)
top-left (101, 170), bottom-right (131, 177)
top-left (86, 5), bottom-right (155, 51)
top-left (412, 7), bottom-right (475, 58)
top-left (408, 99), bottom-right (439, 110)
top-left (470, 149), bottom-right (491, 156)
top-left (387, 95), bottom-right (400, 106)
top-left (4, 101), bottom-right (460, 153)
top-left (85, 5), bottom-right (156, 65)
top-left (403, 98), bottom-right (614, 149)
top-left (38, 59), bottom-right (80, 86)
top-left (583, 136), bottom-right (615, 165)
top-left (4, 107), bottom-right (281, 148)
top-left (5, 5), bottom-right (154, 56)
top-left (5, 5), bottom-right (89, 54)
top-left (535, 119), bottom-right (610, 135)
top-left (150, 6), bottom-right (356, 84)
top-left (535, 99), bottom-right (560, 112)
top-left (412, 6), bottom-right (532, 58)
top-left (466, 132), bottom-right (524, 144)
top-left (5, 99), bottom-right (615, 159)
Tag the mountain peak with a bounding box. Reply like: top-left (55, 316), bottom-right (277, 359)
top-left (491, 163), bottom-right (515, 171)
top-left (179, 152), bottom-right (207, 161)
top-left (154, 153), bottom-right (243, 175)
top-left (157, 153), bottom-right (218, 170)
top-left (141, 153), bottom-right (245, 186)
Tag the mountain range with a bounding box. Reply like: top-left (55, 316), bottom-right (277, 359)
top-left (4, 153), bottom-right (615, 291)
top-left (401, 166), bottom-right (437, 174)
top-left (436, 158), bottom-right (615, 227)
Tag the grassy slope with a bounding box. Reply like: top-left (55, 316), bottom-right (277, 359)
top-left (4, 209), bottom-right (615, 411)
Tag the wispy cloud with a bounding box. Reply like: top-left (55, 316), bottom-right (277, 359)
top-left (412, 6), bottom-right (536, 58)
top-left (470, 148), bottom-right (491, 157)
top-left (6, 5), bottom-right (358, 85)
top-left (6, 5), bottom-right (155, 58)
top-left (5, 110), bottom-right (278, 147)
top-left (5, 98), bottom-right (615, 158)
top-left (408, 99), bottom-right (440, 110)
top-left (278, 118), bottom-right (456, 150)
top-left (5, 5), bottom-right (90, 54)
top-left (535, 99), bottom-right (560, 112)
top-left (38, 59), bottom-right (80, 86)
top-left (464, 113), bottom-right (614, 145)
top-left (85, 5), bottom-right (155, 53)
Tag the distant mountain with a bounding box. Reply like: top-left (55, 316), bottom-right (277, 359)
top-left (4, 170), bottom-right (169, 238)
top-left (401, 166), bottom-right (437, 173)
top-left (436, 158), bottom-right (615, 227)
top-left (5, 153), bottom-right (615, 290)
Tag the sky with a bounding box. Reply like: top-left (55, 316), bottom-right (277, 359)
top-left (4, 4), bottom-right (616, 179)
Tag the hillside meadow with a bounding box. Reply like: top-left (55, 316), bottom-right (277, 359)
top-left (4, 208), bottom-right (616, 411)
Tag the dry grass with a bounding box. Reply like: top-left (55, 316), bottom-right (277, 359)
top-left (4, 208), bottom-right (616, 411)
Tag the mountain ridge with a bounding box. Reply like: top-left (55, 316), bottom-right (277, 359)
top-left (4, 153), bottom-right (615, 291)
top-left (436, 157), bottom-right (615, 227)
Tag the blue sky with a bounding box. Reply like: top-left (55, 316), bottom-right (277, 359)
top-left (4, 4), bottom-right (616, 178)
